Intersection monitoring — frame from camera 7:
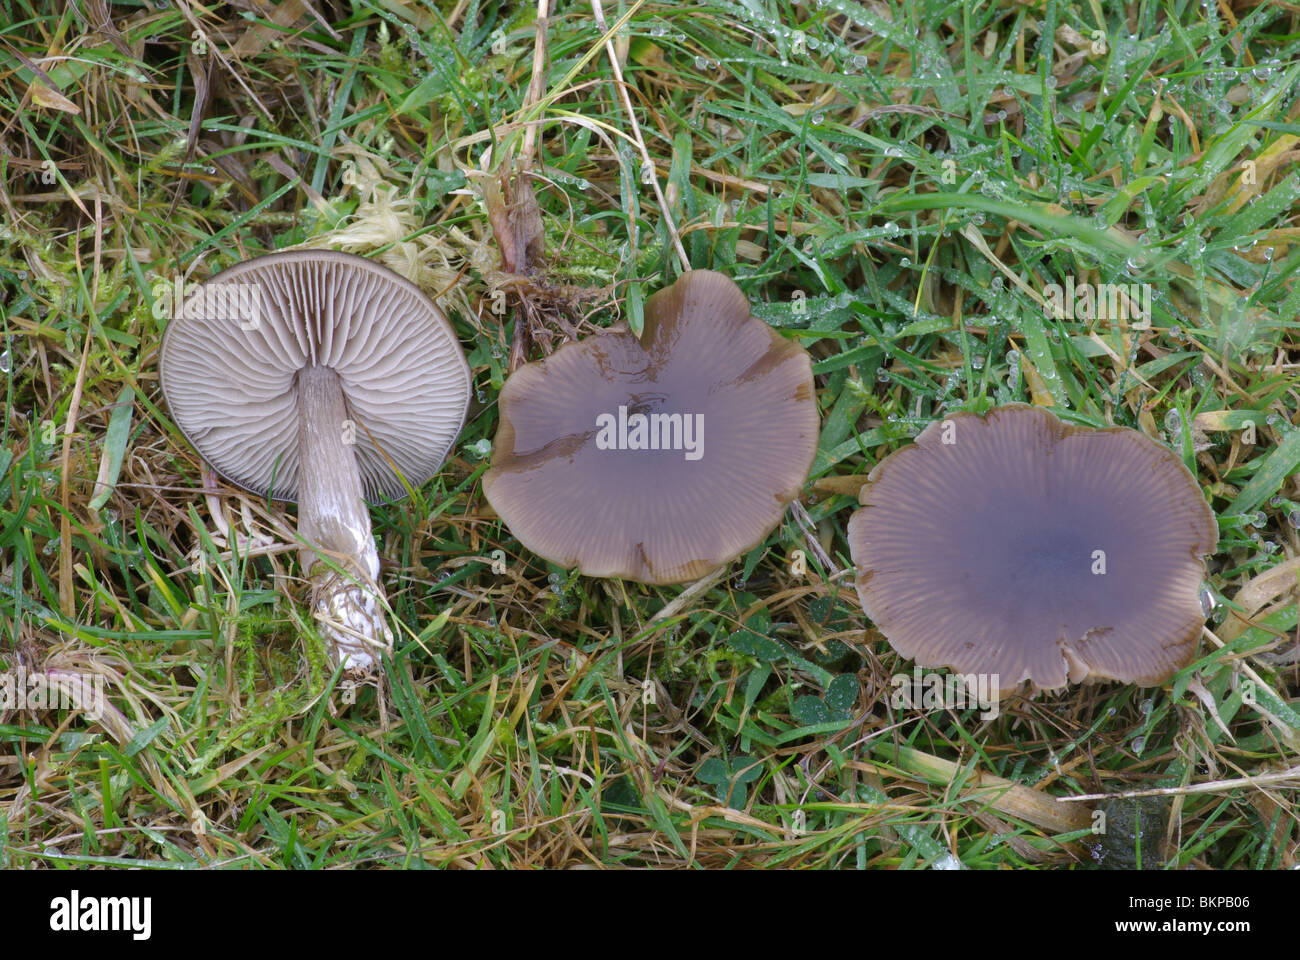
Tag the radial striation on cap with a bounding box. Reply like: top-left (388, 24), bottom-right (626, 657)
top-left (483, 269), bottom-right (820, 584)
top-left (847, 404), bottom-right (1218, 691)
top-left (159, 249), bottom-right (470, 502)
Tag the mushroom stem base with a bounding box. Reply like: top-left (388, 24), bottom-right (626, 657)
top-left (308, 569), bottom-right (394, 677)
top-left (296, 364), bottom-right (393, 676)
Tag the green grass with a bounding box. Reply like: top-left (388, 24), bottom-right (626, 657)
top-left (1, 0), bottom-right (1298, 869)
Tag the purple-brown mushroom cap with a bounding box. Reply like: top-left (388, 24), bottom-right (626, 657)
top-left (482, 270), bottom-right (819, 584)
top-left (847, 404), bottom-right (1217, 691)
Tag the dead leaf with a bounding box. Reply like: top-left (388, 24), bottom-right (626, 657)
top-left (29, 79), bottom-right (80, 114)
top-left (482, 162), bottom-right (546, 275)
top-left (1186, 674), bottom-right (1236, 743)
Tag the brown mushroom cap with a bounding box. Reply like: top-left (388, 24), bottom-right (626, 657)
top-left (159, 249), bottom-right (470, 503)
top-left (847, 404), bottom-right (1217, 690)
top-left (482, 269), bottom-right (819, 584)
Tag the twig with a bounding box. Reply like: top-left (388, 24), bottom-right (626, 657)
top-left (590, 0), bottom-right (689, 273)
top-left (649, 565), bottom-right (728, 625)
top-left (520, 0), bottom-right (552, 168)
top-left (1057, 765), bottom-right (1300, 802)
top-left (789, 500), bottom-right (840, 576)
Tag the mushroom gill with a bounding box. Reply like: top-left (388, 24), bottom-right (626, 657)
top-left (159, 250), bottom-right (471, 677)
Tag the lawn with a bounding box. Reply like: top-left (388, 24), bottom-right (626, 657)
top-left (1, 0), bottom-right (1298, 869)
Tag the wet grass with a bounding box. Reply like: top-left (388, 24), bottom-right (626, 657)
top-left (1, 0), bottom-right (1298, 868)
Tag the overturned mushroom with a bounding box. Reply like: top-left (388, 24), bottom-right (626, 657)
top-left (483, 269), bottom-right (819, 584)
top-left (159, 250), bottom-right (471, 675)
top-left (847, 404), bottom-right (1217, 692)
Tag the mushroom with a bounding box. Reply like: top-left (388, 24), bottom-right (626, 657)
top-left (847, 404), bottom-right (1217, 692)
top-left (159, 250), bottom-right (471, 675)
top-left (482, 269), bottom-right (819, 584)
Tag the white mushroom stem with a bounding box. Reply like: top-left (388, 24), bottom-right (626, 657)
top-left (296, 365), bottom-right (393, 675)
